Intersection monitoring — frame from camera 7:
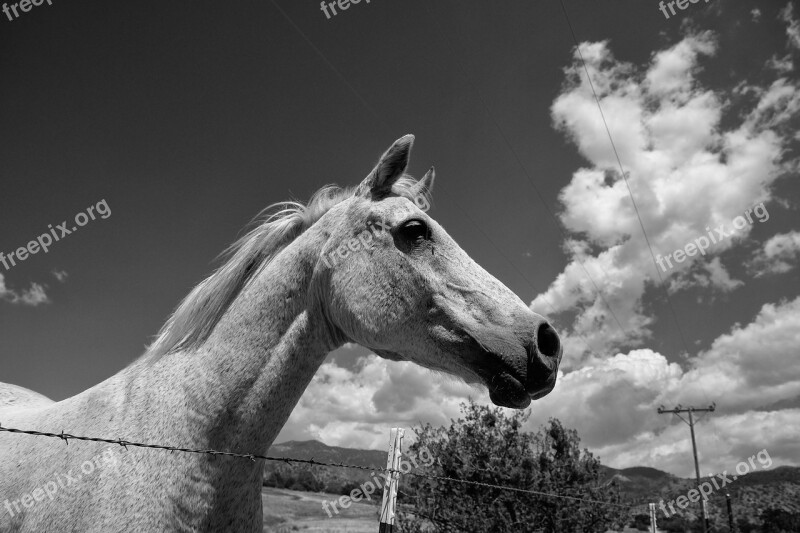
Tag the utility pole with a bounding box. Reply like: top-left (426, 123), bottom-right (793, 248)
top-left (658, 404), bottom-right (716, 533)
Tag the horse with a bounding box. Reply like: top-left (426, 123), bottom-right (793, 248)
top-left (0, 134), bottom-right (562, 532)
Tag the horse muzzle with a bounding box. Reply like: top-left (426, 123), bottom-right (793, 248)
top-left (485, 321), bottom-right (562, 409)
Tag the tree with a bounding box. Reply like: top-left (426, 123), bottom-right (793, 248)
top-left (736, 517), bottom-right (758, 533)
top-left (396, 400), bottom-right (628, 533)
top-left (760, 508), bottom-right (800, 533)
top-left (263, 464), bottom-right (324, 492)
top-left (659, 514), bottom-right (693, 532)
top-left (631, 513), bottom-right (650, 531)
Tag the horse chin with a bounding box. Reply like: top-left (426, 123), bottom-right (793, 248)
top-left (372, 349), bottom-right (406, 362)
top-left (487, 372), bottom-right (532, 409)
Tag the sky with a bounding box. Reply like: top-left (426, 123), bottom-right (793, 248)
top-left (1, 0), bottom-right (799, 478)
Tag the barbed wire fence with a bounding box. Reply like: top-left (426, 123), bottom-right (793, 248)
top-left (0, 422), bottom-right (651, 532)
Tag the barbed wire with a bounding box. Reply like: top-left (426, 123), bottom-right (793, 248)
top-left (1, 423), bottom-right (637, 511)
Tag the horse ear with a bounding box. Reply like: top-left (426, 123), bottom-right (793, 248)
top-left (411, 166), bottom-right (435, 197)
top-left (358, 134), bottom-right (415, 198)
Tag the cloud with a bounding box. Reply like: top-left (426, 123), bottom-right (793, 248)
top-left (766, 54), bottom-right (794, 74)
top-left (594, 409), bottom-right (799, 478)
top-left (743, 78), bottom-right (800, 131)
top-left (274, 355), bottom-right (488, 450)
top-left (522, 296), bottom-right (800, 476)
top-left (747, 231), bottom-right (800, 277)
top-left (52, 270), bottom-right (68, 283)
top-left (667, 257), bottom-right (743, 294)
top-left (764, 4), bottom-right (799, 74)
top-left (277, 294), bottom-right (800, 477)
top-left (521, 22), bottom-right (800, 478)
top-left (0, 274), bottom-right (50, 306)
top-left (679, 297), bottom-right (800, 412)
top-left (533, 30), bottom-right (799, 360)
top-left (780, 2), bottom-right (800, 51)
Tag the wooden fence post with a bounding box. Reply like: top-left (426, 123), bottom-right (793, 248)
top-left (378, 428), bottom-right (404, 533)
top-left (726, 493), bottom-right (735, 532)
top-left (649, 502), bottom-right (657, 533)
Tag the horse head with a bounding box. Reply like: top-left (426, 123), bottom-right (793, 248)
top-left (315, 135), bottom-right (562, 408)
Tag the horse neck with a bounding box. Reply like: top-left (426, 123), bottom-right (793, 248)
top-left (130, 227), bottom-right (340, 457)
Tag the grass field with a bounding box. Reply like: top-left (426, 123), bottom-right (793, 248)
top-left (260, 487), bottom-right (662, 532)
top-left (261, 487), bottom-right (380, 533)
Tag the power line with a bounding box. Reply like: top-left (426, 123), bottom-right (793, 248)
top-left (558, 0), bottom-right (692, 356)
top-left (266, 0), bottom-right (613, 362)
top-left (268, 0), bottom-right (386, 128)
top-left (423, 2), bottom-right (631, 345)
top-left (558, 1), bottom-right (723, 444)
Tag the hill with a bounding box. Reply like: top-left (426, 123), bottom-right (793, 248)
top-left (600, 465), bottom-right (682, 498)
top-left (268, 440), bottom-right (386, 468)
top-left (262, 440), bottom-right (389, 496)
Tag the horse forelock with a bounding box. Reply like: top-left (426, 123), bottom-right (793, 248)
top-left (143, 176), bottom-right (432, 362)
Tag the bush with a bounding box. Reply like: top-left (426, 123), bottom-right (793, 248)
top-left (397, 400), bottom-right (628, 533)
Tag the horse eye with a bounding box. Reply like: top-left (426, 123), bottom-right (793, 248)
top-left (398, 219), bottom-right (431, 244)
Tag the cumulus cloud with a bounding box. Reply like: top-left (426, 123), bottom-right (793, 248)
top-left (679, 297), bottom-right (800, 412)
top-left (595, 409), bottom-right (800, 478)
top-left (780, 2), bottom-right (800, 51)
top-left (747, 231), bottom-right (800, 277)
top-left (278, 295), bottom-right (800, 476)
top-left (526, 25), bottom-right (800, 476)
top-left (0, 274), bottom-right (49, 306)
top-left (533, 30), bottom-right (799, 360)
top-left (764, 4), bottom-right (800, 75)
top-left (667, 257), bottom-right (743, 294)
top-left (743, 78), bottom-right (800, 131)
top-left (275, 354), bottom-right (488, 449)
top-left (766, 54), bottom-right (794, 74)
top-left (523, 296), bottom-right (800, 476)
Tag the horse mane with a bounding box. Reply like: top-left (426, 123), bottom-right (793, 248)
top-left (144, 176), bottom-right (431, 362)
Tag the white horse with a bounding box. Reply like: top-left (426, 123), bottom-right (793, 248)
top-left (0, 135), bottom-right (562, 532)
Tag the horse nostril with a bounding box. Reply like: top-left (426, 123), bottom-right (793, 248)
top-left (536, 323), bottom-right (561, 358)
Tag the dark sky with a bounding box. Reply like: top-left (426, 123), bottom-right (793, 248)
top-left (0, 0), bottom-right (603, 398)
top-left (2, 0), bottom-right (799, 474)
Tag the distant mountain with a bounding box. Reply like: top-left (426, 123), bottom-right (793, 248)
top-left (268, 439), bottom-right (385, 469)
top-left (734, 465), bottom-right (800, 485)
top-left (599, 465), bottom-right (688, 503)
top-left (598, 462), bottom-right (800, 528)
top-left (616, 466), bottom-right (675, 480)
top-left (600, 465), bottom-right (679, 491)
top-left (262, 440), bottom-right (389, 495)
